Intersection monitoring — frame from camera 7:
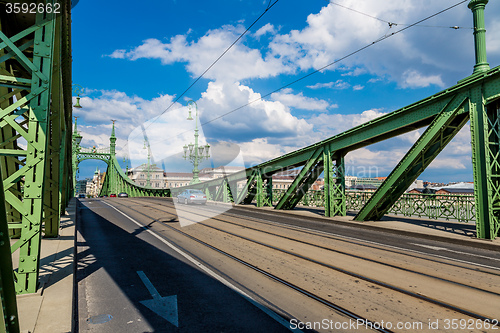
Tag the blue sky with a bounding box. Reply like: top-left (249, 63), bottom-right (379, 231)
top-left (72, 0), bottom-right (500, 183)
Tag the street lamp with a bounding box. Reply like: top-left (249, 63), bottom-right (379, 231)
top-left (182, 100), bottom-right (210, 184)
top-left (73, 84), bottom-right (84, 109)
top-left (72, 115), bottom-right (83, 197)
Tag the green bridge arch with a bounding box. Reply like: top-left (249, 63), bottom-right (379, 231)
top-left (72, 119), bottom-right (170, 198)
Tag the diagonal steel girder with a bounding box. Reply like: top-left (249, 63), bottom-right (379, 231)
top-left (0, 1), bottom-right (73, 294)
top-left (97, 155), bottom-right (170, 198)
top-left (173, 70), bottom-right (498, 198)
top-left (275, 147), bottom-right (323, 210)
top-left (355, 96), bottom-right (470, 222)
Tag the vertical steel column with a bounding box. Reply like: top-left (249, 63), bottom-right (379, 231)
top-left (333, 155), bottom-right (346, 216)
top-left (265, 175), bottom-right (273, 206)
top-left (323, 147), bottom-right (333, 217)
top-left (43, 11), bottom-right (64, 237)
top-left (255, 171), bottom-right (264, 207)
top-left (469, 0), bottom-right (490, 75)
top-left (14, 7), bottom-right (57, 294)
top-left (468, 0), bottom-right (498, 239)
top-left (471, 91), bottom-right (500, 239)
top-left (323, 147), bottom-right (346, 217)
top-left (0, 168), bottom-right (19, 333)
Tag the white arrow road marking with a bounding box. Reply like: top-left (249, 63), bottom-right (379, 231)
top-left (137, 271), bottom-right (178, 327)
top-left (411, 243), bottom-right (500, 262)
top-left (103, 201), bottom-right (303, 332)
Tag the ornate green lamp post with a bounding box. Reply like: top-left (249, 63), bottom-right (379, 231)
top-left (72, 116), bottom-right (83, 196)
top-left (183, 100), bottom-right (210, 184)
top-left (73, 84), bottom-right (84, 108)
top-left (72, 84), bottom-right (84, 196)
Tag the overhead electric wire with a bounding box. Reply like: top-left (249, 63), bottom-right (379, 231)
top-left (149, 0), bottom-right (469, 145)
top-left (329, 1), bottom-right (472, 30)
top-left (120, 0), bottom-right (281, 151)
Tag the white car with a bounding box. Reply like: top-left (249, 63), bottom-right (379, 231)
top-left (177, 189), bottom-right (207, 205)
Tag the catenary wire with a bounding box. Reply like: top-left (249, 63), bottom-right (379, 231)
top-left (120, 0), bottom-right (281, 151)
top-left (144, 0), bottom-right (469, 146)
top-left (329, 1), bottom-right (472, 30)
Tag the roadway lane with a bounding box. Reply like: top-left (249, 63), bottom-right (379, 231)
top-left (105, 197), bottom-right (500, 332)
top-left (216, 203), bottom-right (500, 270)
top-left (78, 197), bottom-right (500, 333)
top-left (76, 198), bottom-right (293, 333)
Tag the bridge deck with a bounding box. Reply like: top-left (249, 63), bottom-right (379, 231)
top-left (17, 198), bottom-right (500, 332)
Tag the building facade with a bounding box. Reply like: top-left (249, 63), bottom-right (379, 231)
top-left (128, 163), bottom-right (167, 188)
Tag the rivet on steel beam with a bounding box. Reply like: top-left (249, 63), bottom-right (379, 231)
top-left (20, 269), bottom-right (24, 272)
top-left (20, 258), bottom-right (24, 262)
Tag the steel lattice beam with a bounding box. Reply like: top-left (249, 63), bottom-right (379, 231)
top-left (0, 0), bottom-right (73, 294)
top-left (355, 96), bottom-right (470, 222)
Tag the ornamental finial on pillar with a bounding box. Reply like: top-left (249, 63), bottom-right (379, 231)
top-left (110, 119), bottom-right (117, 156)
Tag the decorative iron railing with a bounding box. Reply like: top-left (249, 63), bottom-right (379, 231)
top-left (79, 146), bottom-right (110, 154)
top-left (270, 189), bottom-right (475, 223)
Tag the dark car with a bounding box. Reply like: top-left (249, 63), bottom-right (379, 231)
top-left (109, 194), bottom-right (117, 197)
top-left (78, 193), bottom-right (86, 198)
top-left (118, 192), bottom-right (128, 197)
top-left (177, 189), bottom-right (207, 205)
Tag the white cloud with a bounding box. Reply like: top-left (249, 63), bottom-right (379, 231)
top-left (110, 27), bottom-right (291, 82)
top-left (427, 157), bottom-right (467, 170)
top-left (199, 81), bottom-right (313, 138)
top-left (108, 0), bottom-right (499, 88)
top-left (271, 88), bottom-right (332, 111)
top-left (353, 85), bottom-right (364, 91)
top-left (341, 68), bottom-right (367, 77)
top-left (107, 49), bottom-right (126, 59)
top-left (401, 69), bottom-right (445, 89)
top-left (307, 82), bottom-right (334, 89)
top-left (254, 23), bottom-right (277, 38)
top-left (307, 80), bottom-right (350, 90)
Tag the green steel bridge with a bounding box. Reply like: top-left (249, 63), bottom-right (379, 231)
top-left (1, 0), bottom-right (499, 331)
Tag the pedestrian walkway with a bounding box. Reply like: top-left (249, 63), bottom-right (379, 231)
top-left (14, 199), bottom-right (75, 333)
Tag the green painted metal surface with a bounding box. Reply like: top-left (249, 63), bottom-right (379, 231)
top-left (72, 120), bottom-right (170, 198)
top-left (170, 1), bottom-right (500, 239)
top-left (0, 168), bottom-right (19, 333)
top-left (0, 0), bottom-right (73, 294)
top-left (355, 97), bottom-right (470, 221)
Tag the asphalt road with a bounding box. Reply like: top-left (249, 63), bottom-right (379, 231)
top-left (76, 198), bottom-right (293, 333)
top-left (76, 197), bottom-right (500, 333)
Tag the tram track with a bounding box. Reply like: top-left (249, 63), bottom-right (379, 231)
top-left (144, 197), bottom-right (500, 276)
top-left (104, 198), bottom-right (500, 331)
top-left (104, 199), bottom-right (394, 332)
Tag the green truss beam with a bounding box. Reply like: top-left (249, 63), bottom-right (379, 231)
top-left (275, 148), bottom-right (323, 210)
top-left (355, 96), bottom-right (470, 221)
top-left (324, 148), bottom-right (346, 217)
top-left (0, 167), bottom-right (19, 333)
top-left (0, 0), bottom-right (73, 294)
top-left (169, 1), bottom-right (500, 239)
